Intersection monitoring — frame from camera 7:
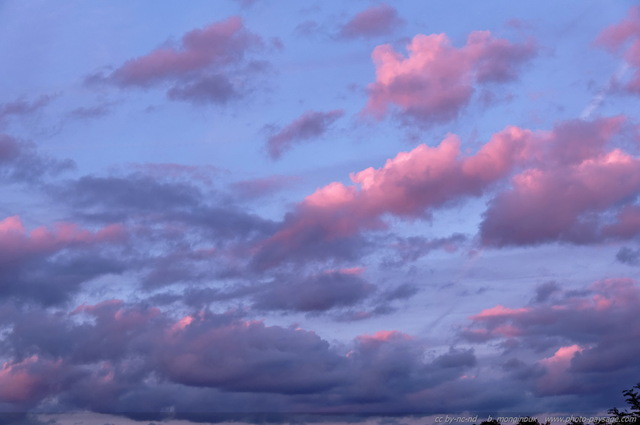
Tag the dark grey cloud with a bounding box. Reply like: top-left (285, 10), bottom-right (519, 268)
top-left (252, 270), bottom-right (375, 312)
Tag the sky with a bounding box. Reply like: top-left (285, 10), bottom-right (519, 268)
top-left (1, 1), bottom-right (640, 424)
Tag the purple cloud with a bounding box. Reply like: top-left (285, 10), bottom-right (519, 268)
top-left (266, 110), bottom-right (344, 159)
top-left (364, 31), bottom-right (536, 126)
top-left (338, 4), bottom-right (404, 39)
top-left (94, 17), bottom-right (265, 104)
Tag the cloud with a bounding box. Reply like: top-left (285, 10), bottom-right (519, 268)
top-left (252, 268), bottom-right (375, 312)
top-left (231, 174), bottom-right (300, 199)
top-left (479, 117), bottom-right (640, 246)
top-left (97, 17), bottom-right (264, 104)
top-left (252, 125), bottom-right (534, 268)
top-left (49, 169), bottom-right (277, 288)
top-left (0, 302), bottom-right (479, 419)
top-left (266, 110), bottom-right (344, 159)
top-left (596, 6), bottom-right (640, 94)
top-left (616, 246), bottom-right (640, 265)
top-left (0, 134), bottom-right (74, 183)
top-left (338, 4), bottom-right (403, 39)
top-left (462, 278), bottom-right (640, 399)
top-left (0, 95), bottom-right (53, 126)
top-left (0, 215), bottom-right (125, 304)
top-left (364, 31), bottom-right (535, 126)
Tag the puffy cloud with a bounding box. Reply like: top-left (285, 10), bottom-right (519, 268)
top-left (364, 31), bottom-right (535, 125)
top-left (0, 215), bottom-right (125, 304)
top-left (479, 117), bottom-right (640, 246)
top-left (338, 4), bottom-right (403, 39)
top-left (462, 278), bottom-right (640, 398)
top-left (596, 6), bottom-right (640, 93)
top-left (98, 17), bottom-right (264, 104)
top-left (0, 302), bottom-right (478, 419)
top-left (253, 126), bottom-right (534, 268)
top-left (266, 110), bottom-right (344, 159)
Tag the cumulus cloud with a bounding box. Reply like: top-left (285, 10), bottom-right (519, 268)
top-left (364, 31), bottom-right (535, 126)
top-left (479, 117), bottom-right (640, 246)
top-left (96, 17), bottom-right (265, 104)
top-left (250, 115), bottom-right (640, 268)
top-left (252, 125), bottom-right (534, 268)
top-left (0, 302), bottom-right (478, 420)
top-left (266, 110), bottom-right (344, 159)
top-left (462, 278), bottom-right (640, 399)
top-left (0, 216), bottom-right (125, 304)
top-left (338, 4), bottom-right (404, 39)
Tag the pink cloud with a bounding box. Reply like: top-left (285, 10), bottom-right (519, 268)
top-left (536, 344), bottom-right (585, 396)
top-left (0, 356), bottom-right (62, 405)
top-left (96, 17), bottom-right (265, 104)
top-left (596, 6), bottom-right (640, 51)
top-left (596, 7), bottom-right (640, 93)
top-left (364, 31), bottom-right (535, 125)
top-left (266, 110), bottom-right (344, 159)
top-left (0, 215), bottom-right (125, 263)
top-left (480, 117), bottom-right (640, 246)
top-left (253, 126), bottom-right (535, 267)
top-left (0, 94), bottom-right (53, 125)
top-left (111, 17), bottom-right (259, 86)
top-left (464, 278), bottom-right (640, 397)
top-left (338, 4), bottom-right (403, 39)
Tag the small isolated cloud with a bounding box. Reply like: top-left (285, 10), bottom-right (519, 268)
top-left (0, 95), bottom-right (53, 126)
top-left (338, 4), bottom-right (404, 39)
top-left (364, 31), bottom-right (536, 126)
top-left (266, 109), bottom-right (343, 159)
top-left (253, 268), bottom-right (375, 312)
top-left (95, 17), bottom-right (265, 104)
top-left (231, 174), bottom-right (300, 199)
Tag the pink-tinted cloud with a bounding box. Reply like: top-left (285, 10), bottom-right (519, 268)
top-left (266, 110), bottom-right (344, 159)
top-left (0, 94), bottom-right (53, 126)
top-left (0, 356), bottom-right (62, 405)
top-left (480, 117), bottom-right (640, 246)
top-left (364, 31), bottom-right (535, 125)
top-left (253, 126), bottom-right (535, 268)
top-left (596, 6), bottom-right (640, 93)
top-left (111, 17), bottom-right (258, 86)
top-left (0, 300), bottom-right (480, 418)
top-left (463, 278), bottom-right (640, 396)
top-left (100, 17), bottom-right (264, 104)
top-left (0, 216), bottom-right (126, 305)
top-left (338, 4), bottom-right (404, 39)
top-left (0, 215), bottom-right (124, 264)
top-left (231, 174), bottom-right (300, 199)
